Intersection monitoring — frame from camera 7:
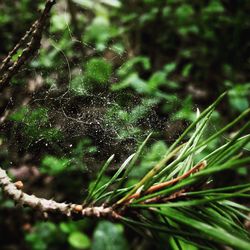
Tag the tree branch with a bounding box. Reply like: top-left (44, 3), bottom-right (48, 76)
top-left (123, 161), bottom-right (207, 204)
top-left (0, 167), bottom-right (120, 219)
top-left (0, 0), bottom-right (56, 90)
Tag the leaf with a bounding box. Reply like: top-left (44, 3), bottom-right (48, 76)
top-left (148, 71), bottom-right (167, 90)
top-left (175, 4), bottom-right (194, 21)
top-left (98, 153), bottom-right (135, 201)
top-left (50, 13), bottom-right (70, 32)
top-left (112, 72), bottom-right (148, 93)
top-left (86, 155), bottom-right (114, 203)
top-left (155, 208), bottom-right (249, 250)
top-left (228, 84), bottom-right (250, 112)
top-left (92, 221), bottom-right (128, 250)
top-left (68, 232), bottom-right (91, 249)
top-left (182, 63), bottom-right (193, 78)
top-left (84, 16), bottom-right (118, 51)
top-left (60, 222), bottom-right (78, 234)
top-left (203, 0), bottom-right (225, 14)
top-left (117, 56), bottom-right (151, 77)
top-left (164, 62), bottom-right (177, 75)
top-left (25, 222), bottom-right (57, 250)
top-left (100, 0), bottom-right (121, 8)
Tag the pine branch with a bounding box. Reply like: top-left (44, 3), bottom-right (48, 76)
top-left (0, 167), bottom-right (120, 219)
top-left (123, 160), bottom-right (207, 204)
top-left (1, 102), bottom-right (250, 249)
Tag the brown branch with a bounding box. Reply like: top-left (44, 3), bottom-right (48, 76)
top-left (124, 161), bottom-right (207, 203)
top-left (0, 167), bottom-right (120, 219)
top-left (146, 160), bottom-right (206, 193)
top-left (0, 21), bottom-right (38, 75)
top-left (0, 0), bottom-right (56, 90)
top-left (144, 188), bottom-right (188, 204)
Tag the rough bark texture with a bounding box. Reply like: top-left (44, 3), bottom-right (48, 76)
top-left (0, 167), bottom-right (120, 219)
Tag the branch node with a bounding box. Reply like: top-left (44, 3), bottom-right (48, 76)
top-left (14, 181), bottom-right (24, 190)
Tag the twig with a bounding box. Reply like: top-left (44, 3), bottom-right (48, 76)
top-left (0, 21), bottom-right (38, 75)
top-left (144, 188), bottom-right (188, 204)
top-left (0, 167), bottom-right (120, 219)
top-left (146, 160), bottom-right (206, 193)
top-left (66, 0), bottom-right (85, 57)
top-left (0, 0), bottom-right (56, 89)
top-left (123, 161), bottom-right (207, 203)
top-left (117, 143), bottom-right (186, 204)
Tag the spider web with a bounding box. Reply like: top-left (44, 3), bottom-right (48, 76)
top-left (0, 0), bottom-right (191, 179)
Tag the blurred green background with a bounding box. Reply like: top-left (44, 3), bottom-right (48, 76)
top-left (0, 0), bottom-right (249, 249)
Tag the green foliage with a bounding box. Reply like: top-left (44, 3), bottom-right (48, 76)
top-left (9, 107), bottom-right (62, 143)
top-left (104, 98), bottom-right (157, 140)
top-left (84, 16), bottom-right (119, 51)
top-left (40, 139), bottom-right (97, 175)
top-left (129, 140), bottom-right (168, 179)
top-left (228, 83), bottom-right (250, 112)
top-left (84, 95), bottom-right (250, 249)
top-left (85, 57), bottom-right (112, 84)
top-left (25, 222), bottom-right (58, 250)
top-left (92, 221), bottom-right (129, 250)
top-left (171, 97), bottom-right (196, 122)
top-left (50, 13), bottom-right (70, 32)
top-left (26, 220), bottom-right (92, 250)
top-left (41, 156), bottom-right (70, 175)
top-left (68, 231), bottom-right (91, 249)
top-left (24, 219), bottom-right (128, 250)
top-left (70, 58), bottom-right (112, 94)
